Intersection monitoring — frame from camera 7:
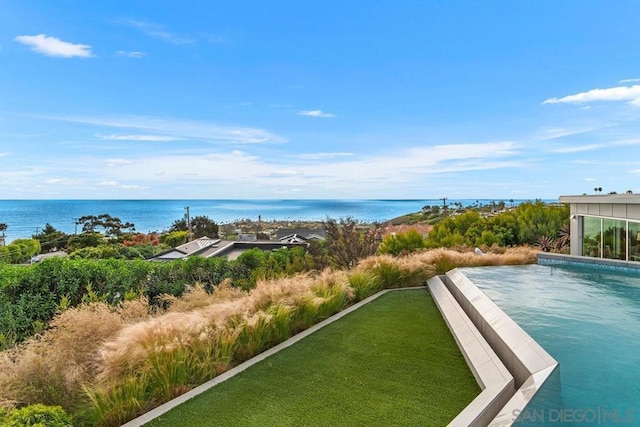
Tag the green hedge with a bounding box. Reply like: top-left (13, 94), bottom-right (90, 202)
top-left (0, 247), bottom-right (309, 346)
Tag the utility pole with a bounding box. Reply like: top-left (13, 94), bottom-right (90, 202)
top-left (184, 206), bottom-right (192, 241)
top-left (441, 197), bottom-right (448, 218)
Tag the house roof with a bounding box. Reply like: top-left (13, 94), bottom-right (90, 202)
top-left (559, 194), bottom-right (640, 204)
top-left (275, 228), bottom-right (326, 240)
top-left (151, 238), bottom-right (307, 261)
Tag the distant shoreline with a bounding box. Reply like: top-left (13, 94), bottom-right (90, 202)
top-left (0, 199), bottom-right (557, 243)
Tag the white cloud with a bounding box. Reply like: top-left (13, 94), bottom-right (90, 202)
top-left (0, 152), bottom-right (10, 157)
top-left (96, 180), bottom-right (142, 190)
top-left (15, 34), bottom-right (94, 58)
top-left (42, 114), bottom-right (286, 144)
top-left (543, 85), bottom-right (640, 106)
top-left (295, 152), bottom-right (353, 160)
top-left (116, 50), bottom-right (146, 58)
top-left (104, 158), bottom-right (134, 166)
top-left (88, 141), bottom-right (521, 197)
top-left (551, 144), bottom-right (604, 153)
top-left (584, 177), bottom-right (598, 182)
top-left (298, 110), bottom-right (336, 118)
top-left (619, 78), bottom-right (640, 84)
top-left (119, 20), bottom-right (194, 45)
top-left (98, 134), bottom-right (181, 142)
top-left (535, 126), bottom-right (596, 141)
top-left (44, 178), bottom-right (76, 185)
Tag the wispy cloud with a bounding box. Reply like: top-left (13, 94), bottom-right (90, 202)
top-left (44, 177), bottom-right (77, 185)
top-left (543, 85), bottom-right (640, 106)
top-left (98, 134), bottom-right (181, 142)
top-left (97, 180), bottom-right (119, 186)
top-left (90, 141), bottom-right (521, 196)
top-left (585, 177), bottom-right (598, 182)
top-left (15, 34), bottom-right (94, 58)
top-left (119, 20), bottom-right (195, 45)
top-left (116, 50), bottom-right (146, 58)
top-left (298, 110), bottom-right (336, 118)
top-left (96, 180), bottom-right (142, 190)
top-left (619, 78), bottom-right (640, 84)
top-left (295, 152), bottom-right (353, 160)
top-left (104, 159), bottom-right (134, 167)
top-left (0, 152), bottom-right (10, 157)
top-left (551, 144), bottom-right (604, 153)
top-left (41, 114), bottom-right (286, 144)
top-left (534, 126), bottom-right (596, 141)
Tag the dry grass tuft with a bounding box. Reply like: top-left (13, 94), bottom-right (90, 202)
top-left (0, 303), bottom-right (127, 412)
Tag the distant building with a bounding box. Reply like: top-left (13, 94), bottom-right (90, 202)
top-left (276, 228), bottom-right (326, 243)
top-left (560, 194), bottom-right (640, 262)
top-left (151, 236), bottom-right (307, 262)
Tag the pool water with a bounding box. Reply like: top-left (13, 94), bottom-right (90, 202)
top-left (459, 264), bottom-right (640, 426)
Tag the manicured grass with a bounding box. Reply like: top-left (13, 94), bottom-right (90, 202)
top-left (146, 289), bottom-right (479, 426)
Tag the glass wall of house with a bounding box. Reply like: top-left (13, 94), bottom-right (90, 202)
top-left (582, 216), bottom-right (602, 258)
top-left (603, 219), bottom-right (626, 260)
top-left (629, 222), bottom-right (640, 261)
top-left (581, 216), bottom-right (640, 261)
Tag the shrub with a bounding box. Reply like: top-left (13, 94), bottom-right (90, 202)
top-left (2, 404), bottom-right (72, 427)
top-left (378, 229), bottom-right (426, 255)
top-left (159, 231), bottom-right (188, 248)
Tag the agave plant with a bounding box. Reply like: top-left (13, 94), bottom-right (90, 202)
top-left (536, 235), bottom-right (555, 252)
top-left (556, 224), bottom-right (570, 251)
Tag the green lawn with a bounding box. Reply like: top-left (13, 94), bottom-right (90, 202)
top-left (146, 289), bottom-right (479, 426)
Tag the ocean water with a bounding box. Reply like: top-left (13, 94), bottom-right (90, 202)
top-left (0, 199), bottom-right (538, 242)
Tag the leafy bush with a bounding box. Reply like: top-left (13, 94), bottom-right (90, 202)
top-left (2, 404), bottom-right (72, 427)
top-left (159, 231), bottom-right (189, 248)
top-left (378, 229), bottom-right (426, 255)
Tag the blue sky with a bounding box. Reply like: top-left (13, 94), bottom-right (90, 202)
top-left (2, 1), bottom-right (640, 199)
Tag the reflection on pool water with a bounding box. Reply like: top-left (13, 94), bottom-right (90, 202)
top-left (458, 264), bottom-right (640, 426)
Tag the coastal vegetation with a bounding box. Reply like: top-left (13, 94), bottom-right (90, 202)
top-left (0, 246), bottom-right (535, 426)
top-left (379, 200), bottom-right (569, 253)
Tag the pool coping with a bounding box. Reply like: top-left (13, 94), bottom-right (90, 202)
top-left (121, 287), bottom-right (425, 427)
top-left (436, 269), bottom-right (558, 427)
top-left (427, 276), bottom-right (514, 426)
top-left (538, 252), bottom-right (640, 271)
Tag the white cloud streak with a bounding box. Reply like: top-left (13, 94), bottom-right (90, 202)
top-left (295, 152), bottom-right (353, 160)
top-left (298, 110), bottom-right (336, 118)
top-left (116, 50), bottom-right (146, 58)
top-left (98, 134), bottom-right (181, 142)
top-left (119, 20), bottom-right (195, 44)
top-left (543, 85), bottom-right (640, 106)
top-left (15, 34), bottom-right (94, 58)
top-left (41, 115), bottom-right (286, 144)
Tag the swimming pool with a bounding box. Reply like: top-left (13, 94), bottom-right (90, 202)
top-left (459, 264), bottom-right (640, 426)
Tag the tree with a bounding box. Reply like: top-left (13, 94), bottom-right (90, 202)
top-left (324, 217), bottom-right (382, 269)
top-left (77, 214), bottom-right (135, 237)
top-left (0, 223), bottom-right (6, 236)
top-left (33, 223), bottom-right (69, 252)
top-left (170, 215), bottom-right (218, 239)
